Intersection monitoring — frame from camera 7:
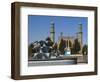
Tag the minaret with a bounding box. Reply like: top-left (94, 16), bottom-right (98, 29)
top-left (50, 21), bottom-right (55, 43)
top-left (77, 24), bottom-right (83, 53)
top-left (78, 24), bottom-right (82, 45)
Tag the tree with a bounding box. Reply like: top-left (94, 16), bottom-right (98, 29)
top-left (58, 39), bottom-right (66, 54)
top-left (69, 40), bottom-right (72, 48)
top-left (82, 44), bottom-right (88, 55)
top-left (39, 40), bottom-right (45, 46)
top-left (28, 43), bottom-right (34, 57)
top-left (53, 43), bottom-right (58, 51)
top-left (73, 38), bottom-right (81, 54)
top-left (45, 37), bottom-right (54, 47)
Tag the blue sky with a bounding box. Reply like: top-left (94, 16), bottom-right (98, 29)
top-left (28, 15), bottom-right (88, 45)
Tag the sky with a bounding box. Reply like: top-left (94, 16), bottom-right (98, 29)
top-left (28, 15), bottom-right (88, 45)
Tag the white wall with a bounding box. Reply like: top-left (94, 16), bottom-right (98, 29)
top-left (0, 0), bottom-right (100, 82)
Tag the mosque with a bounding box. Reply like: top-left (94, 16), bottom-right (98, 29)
top-left (50, 21), bottom-right (83, 54)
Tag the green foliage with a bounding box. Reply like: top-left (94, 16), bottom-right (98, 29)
top-left (46, 37), bottom-right (54, 46)
top-left (69, 40), bottom-right (72, 47)
top-left (28, 43), bottom-right (33, 57)
top-left (82, 44), bottom-right (88, 55)
top-left (58, 39), bottom-right (66, 54)
top-left (73, 38), bottom-right (81, 54)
